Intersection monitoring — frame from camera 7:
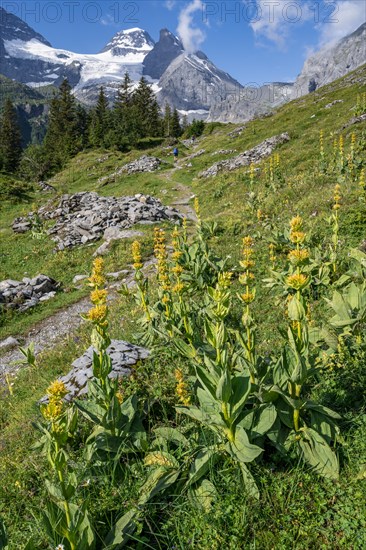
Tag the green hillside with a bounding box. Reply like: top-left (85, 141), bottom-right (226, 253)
top-left (0, 65), bottom-right (365, 548)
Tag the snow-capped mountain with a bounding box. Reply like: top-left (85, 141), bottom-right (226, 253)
top-left (292, 22), bottom-right (366, 98)
top-left (100, 28), bottom-right (155, 58)
top-left (143, 29), bottom-right (184, 80)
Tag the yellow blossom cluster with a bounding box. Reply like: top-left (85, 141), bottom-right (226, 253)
top-left (269, 242), bottom-right (276, 266)
top-left (286, 273), bottom-right (309, 291)
top-left (175, 369), bottom-right (191, 406)
top-left (145, 452), bottom-right (175, 467)
top-left (239, 236), bottom-right (255, 305)
top-left (154, 228), bottom-right (170, 291)
top-left (333, 183), bottom-right (342, 211)
top-left (289, 215), bottom-right (306, 244)
top-left (88, 257), bottom-right (105, 288)
top-left (132, 240), bottom-right (143, 270)
top-left (42, 380), bottom-right (68, 422)
top-left (288, 248), bottom-right (310, 266)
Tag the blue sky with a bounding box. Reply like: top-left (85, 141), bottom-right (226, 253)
top-left (2, 0), bottom-right (365, 83)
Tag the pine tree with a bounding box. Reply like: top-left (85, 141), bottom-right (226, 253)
top-left (132, 77), bottom-right (162, 139)
top-left (89, 87), bottom-right (111, 148)
top-left (0, 98), bottom-right (23, 173)
top-left (112, 72), bottom-right (135, 148)
top-left (163, 103), bottom-right (172, 137)
top-left (171, 108), bottom-right (182, 138)
top-left (43, 79), bottom-right (79, 169)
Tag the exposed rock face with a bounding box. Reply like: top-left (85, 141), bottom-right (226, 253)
top-left (143, 28), bottom-right (184, 79)
top-left (207, 83), bottom-right (294, 123)
top-left (158, 51), bottom-right (243, 113)
top-left (40, 340), bottom-right (150, 402)
top-left (0, 275), bottom-right (59, 312)
top-left (199, 133), bottom-right (290, 178)
top-left (12, 192), bottom-right (182, 250)
top-left (292, 22), bottom-right (366, 98)
top-left (342, 113), bottom-right (366, 129)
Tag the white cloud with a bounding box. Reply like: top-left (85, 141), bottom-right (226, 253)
top-left (317, 0), bottom-right (366, 46)
top-left (247, 0), bottom-right (313, 49)
top-left (177, 0), bottom-right (206, 54)
top-left (165, 0), bottom-right (177, 10)
top-left (100, 14), bottom-right (118, 27)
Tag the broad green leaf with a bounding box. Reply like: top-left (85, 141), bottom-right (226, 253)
top-left (287, 296), bottom-right (306, 322)
top-left (174, 338), bottom-right (198, 359)
top-left (138, 467), bottom-right (180, 505)
top-left (298, 427), bottom-right (339, 480)
top-left (104, 508), bottom-right (139, 547)
top-left (216, 370), bottom-right (231, 403)
top-left (304, 401), bottom-right (341, 420)
top-left (229, 375), bottom-right (251, 421)
top-left (251, 404), bottom-right (277, 438)
top-left (197, 387), bottom-right (220, 416)
top-left (190, 479), bottom-right (217, 512)
top-left (187, 447), bottom-right (219, 486)
top-left (0, 518), bottom-right (8, 549)
top-left (240, 463), bottom-right (260, 500)
top-left (153, 427), bottom-right (190, 448)
top-left (74, 399), bottom-right (105, 425)
top-left (144, 451), bottom-right (179, 469)
top-left (228, 426), bottom-right (263, 464)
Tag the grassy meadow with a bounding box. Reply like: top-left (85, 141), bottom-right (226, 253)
top-left (0, 65), bottom-right (366, 549)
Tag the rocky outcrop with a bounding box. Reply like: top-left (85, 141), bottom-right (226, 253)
top-left (342, 113), bottom-right (366, 129)
top-left (40, 340), bottom-right (150, 402)
top-left (211, 149), bottom-right (237, 156)
top-left (0, 275), bottom-right (59, 312)
top-left (98, 155), bottom-right (162, 185)
top-left (12, 192), bottom-right (181, 250)
top-left (199, 133), bottom-right (290, 178)
top-left (292, 23), bottom-right (366, 98)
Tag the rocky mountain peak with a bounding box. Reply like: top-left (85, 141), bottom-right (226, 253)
top-left (0, 5), bottom-right (51, 45)
top-left (100, 28), bottom-right (155, 57)
top-left (143, 27), bottom-right (184, 79)
top-left (292, 21), bottom-right (366, 98)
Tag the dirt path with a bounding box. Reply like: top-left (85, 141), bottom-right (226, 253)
top-left (0, 176), bottom-right (195, 383)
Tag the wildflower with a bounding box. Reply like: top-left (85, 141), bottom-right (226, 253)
top-left (288, 248), bottom-right (310, 266)
top-left (289, 231), bottom-right (306, 244)
top-left (290, 215), bottom-right (303, 232)
top-left (89, 257), bottom-right (105, 287)
top-left (55, 545), bottom-right (65, 550)
top-left (132, 241), bottom-right (143, 270)
top-left (47, 380), bottom-right (68, 400)
top-left (172, 281), bottom-right (184, 294)
top-left (286, 273), bottom-right (309, 290)
top-left (194, 197), bottom-right (201, 219)
top-left (161, 294), bottom-right (170, 305)
top-left (87, 304), bottom-right (108, 323)
top-left (144, 452), bottom-right (175, 467)
top-left (116, 391), bottom-right (124, 404)
top-left (42, 400), bottom-right (64, 421)
top-left (240, 291), bottom-right (255, 304)
top-left (175, 369), bottom-right (191, 406)
top-left (90, 288), bottom-right (107, 305)
top-left (172, 265), bottom-right (183, 276)
top-left (172, 250), bottom-right (183, 261)
top-left (269, 242), bottom-right (276, 265)
top-left (218, 271), bottom-right (233, 288)
top-left (257, 208), bottom-right (263, 221)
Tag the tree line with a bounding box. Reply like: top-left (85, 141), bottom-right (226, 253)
top-left (0, 75), bottom-right (205, 181)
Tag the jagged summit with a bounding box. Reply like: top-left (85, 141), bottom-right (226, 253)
top-left (143, 28), bottom-right (184, 80)
top-left (100, 28), bottom-right (155, 57)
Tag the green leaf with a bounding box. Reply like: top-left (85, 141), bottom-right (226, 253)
top-left (138, 468), bottom-right (180, 505)
top-left (187, 447), bottom-right (219, 486)
top-left (104, 508), bottom-right (139, 548)
top-left (197, 387), bottom-right (221, 416)
top-left (153, 427), bottom-right (190, 448)
top-left (228, 426), bottom-right (263, 464)
top-left (229, 375), bottom-right (251, 421)
top-left (174, 338), bottom-right (198, 359)
top-left (251, 404), bottom-right (277, 438)
top-left (0, 518), bottom-right (8, 549)
top-left (298, 427), bottom-right (339, 480)
top-left (216, 370), bottom-right (231, 403)
top-left (304, 401), bottom-right (341, 420)
top-left (287, 296), bottom-right (306, 322)
top-left (189, 479), bottom-right (217, 512)
top-left (74, 399), bottom-right (105, 425)
top-left (240, 463), bottom-right (260, 500)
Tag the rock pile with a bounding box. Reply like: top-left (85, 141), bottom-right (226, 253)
top-left (228, 126), bottom-right (245, 138)
top-left (211, 149), bottom-right (237, 156)
top-left (98, 155), bottom-right (161, 185)
top-left (0, 275), bottom-right (59, 312)
top-left (13, 192), bottom-right (181, 251)
top-left (199, 133), bottom-right (290, 178)
top-left (324, 99), bottom-right (344, 109)
top-left (40, 340), bottom-right (149, 402)
top-left (185, 149), bottom-right (206, 160)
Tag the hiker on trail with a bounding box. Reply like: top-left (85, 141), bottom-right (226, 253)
top-left (173, 147), bottom-right (179, 161)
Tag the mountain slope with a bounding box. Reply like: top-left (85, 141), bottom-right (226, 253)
top-left (292, 22), bottom-right (366, 97)
top-left (143, 28), bottom-right (184, 80)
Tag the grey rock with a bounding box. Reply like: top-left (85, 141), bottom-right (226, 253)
top-left (103, 227), bottom-right (144, 242)
top-left (73, 275), bottom-right (88, 284)
top-left (199, 133), bottom-right (290, 178)
top-left (39, 340), bottom-right (150, 402)
top-left (324, 100), bottom-right (344, 109)
top-left (0, 336), bottom-right (20, 351)
top-left (342, 113), bottom-right (366, 129)
top-left (0, 275), bottom-right (59, 312)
